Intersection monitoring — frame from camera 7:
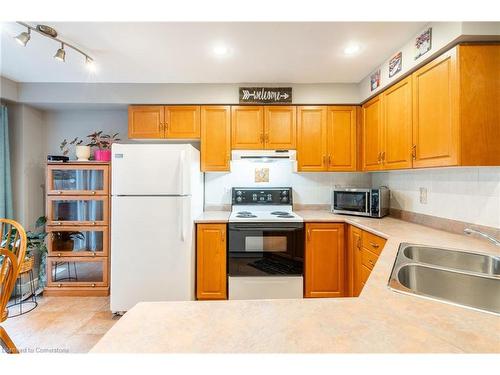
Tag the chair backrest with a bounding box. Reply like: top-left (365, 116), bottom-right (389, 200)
top-left (0, 219), bottom-right (27, 323)
top-left (0, 219), bottom-right (27, 268)
top-left (0, 250), bottom-right (18, 323)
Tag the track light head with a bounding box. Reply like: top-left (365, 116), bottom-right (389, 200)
top-left (54, 43), bottom-right (66, 62)
top-left (14, 29), bottom-right (31, 46)
top-left (85, 56), bottom-right (96, 72)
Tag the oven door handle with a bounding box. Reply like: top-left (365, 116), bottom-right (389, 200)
top-left (229, 227), bottom-right (300, 232)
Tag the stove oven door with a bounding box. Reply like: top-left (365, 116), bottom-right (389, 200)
top-left (228, 222), bottom-right (304, 277)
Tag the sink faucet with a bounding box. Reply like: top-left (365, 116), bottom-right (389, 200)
top-left (464, 228), bottom-right (500, 247)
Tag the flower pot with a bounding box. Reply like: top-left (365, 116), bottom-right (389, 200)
top-left (94, 149), bottom-right (112, 161)
top-left (75, 145), bottom-right (91, 161)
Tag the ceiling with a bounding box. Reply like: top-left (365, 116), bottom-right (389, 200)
top-left (0, 22), bottom-right (426, 83)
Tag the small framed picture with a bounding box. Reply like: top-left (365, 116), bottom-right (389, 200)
top-left (255, 168), bottom-right (269, 183)
top-left (415, 27), bottom-right (432, 60)
top-left (370, 69), bottom-right (381, 91)
top-left (389, 51), bottom-right (402, 78)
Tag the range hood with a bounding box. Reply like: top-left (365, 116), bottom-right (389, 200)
top-left (231, 150), bottom-right (297, 162)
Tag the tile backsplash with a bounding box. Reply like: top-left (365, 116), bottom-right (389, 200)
top-left (204, 160), bottom-right (371, 207)
top-left (372, 167), bottom-right (500, 228)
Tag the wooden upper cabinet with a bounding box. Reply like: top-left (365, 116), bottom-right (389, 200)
top-left (231, 106), bottom-right (264, 149)
top-left (196, 223), bottom-right (227, 300)
top-left (305, 223), bottom-right (345, 298)
top-left (264, 106), bottom-right (296, 150)
top-left (297, 106), bottom-right (328, 171)
top-left (326, 106), bottom-right (357, 171)
top-left (361, 95), bottom-right (383, 171)
top-left (129, 105), bottom-right (200, 139)
top-left (165, 106), bottom-right (201, 139)
top-left (457, 44), bottom-right (500, 166)
top-left (412, 48), bottom-right (459, 168)
top-left (382, 76), bottom-right (413, 170)
top-left (200, 106), bottom-right (231, 172)
top-left (128, 106), bottom-right (164, 139)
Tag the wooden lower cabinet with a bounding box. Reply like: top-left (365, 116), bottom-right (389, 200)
top-left (196, 224), bottom-right (227, 300)
top-left (304, 223), bottom-right (345, 298)
top-left (347, 224), bottom-right (386, 297)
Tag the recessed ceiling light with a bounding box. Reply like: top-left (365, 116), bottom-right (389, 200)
top-left (213, 45), bottom-right (229, 56)
top-left (344, 44), bottom-right (361, 56)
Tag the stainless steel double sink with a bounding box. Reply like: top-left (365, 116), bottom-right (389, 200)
top-left (388, 243), bottom-right (500, 315)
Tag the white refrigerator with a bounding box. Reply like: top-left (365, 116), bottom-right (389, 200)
top-left (110, 144), bottom-right (203, 313)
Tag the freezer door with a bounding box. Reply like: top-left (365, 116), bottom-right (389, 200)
top-left (111, 143), bottom-right (192, 196)
top-left (110, 196), bottom-right (194, 312)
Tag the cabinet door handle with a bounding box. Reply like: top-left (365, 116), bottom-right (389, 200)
top-left (411, 145), bottom-right (417, 160)
top-left (381, 151), bottom-right (385, 162)
top-left (357, 238), bottom-right (361, 249)
top-left (307, 229), bottom-right (311, 241)
top-left (328, 155), bottom-right (332, 166)
top-left (370, 242), bottom-right (380, 248)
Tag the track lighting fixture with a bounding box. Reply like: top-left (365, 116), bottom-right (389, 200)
top-left (14, 28), bottom-right (31, 46)
top-left (14, 22), bottom-right (95, 70)
top-left (54, 43), bottom-right (66, 62)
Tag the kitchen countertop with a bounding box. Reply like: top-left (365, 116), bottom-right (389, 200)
top-left (92, 211), bottom-right (500, 353)
top-left (194, 210), bottom-right (231, 223)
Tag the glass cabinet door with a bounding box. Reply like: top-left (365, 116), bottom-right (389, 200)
top-left (47, 164), bottom-right (109, 195)
top-left (47, 257), bottom-right (108, 287)
top-left (47, 226), bottom-right (108, 257)
top-left (47, 196), bottom-right (109, 226)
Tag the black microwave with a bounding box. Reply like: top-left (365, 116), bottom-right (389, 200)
top-left (332, 187), bottom-right (390, 218)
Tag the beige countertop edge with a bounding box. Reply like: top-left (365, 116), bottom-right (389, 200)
top-left (92, 211), bottom-right (500, 353)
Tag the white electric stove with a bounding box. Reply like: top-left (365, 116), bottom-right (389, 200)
top-left (227, 187), bottom-right (304, 300)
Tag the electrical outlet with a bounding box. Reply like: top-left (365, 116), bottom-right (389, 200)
top-left (419, 187), bottom-right (428, 204)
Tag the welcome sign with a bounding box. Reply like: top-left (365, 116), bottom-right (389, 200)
top-left (239, 87), bottom-right (292, 104)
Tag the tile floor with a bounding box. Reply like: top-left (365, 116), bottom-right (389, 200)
top-left (2, 296), bottom-right (119, 353)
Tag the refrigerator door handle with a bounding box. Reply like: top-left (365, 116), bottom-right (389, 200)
top-left (180, 198), bottom-right (186, 242)
top-left (179, 151), bottom-right (185, 195)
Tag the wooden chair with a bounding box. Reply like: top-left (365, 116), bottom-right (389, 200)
top-left (0, 219), bottom-right (28, 354)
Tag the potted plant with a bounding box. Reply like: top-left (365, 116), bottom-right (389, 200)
top-left (2, 216), bottom-right (48, 293)
top-left (53, 231), bottom-right (85, 252)
top-left (87, 131), bottom-right (120, 161)
top-left (60, 137), bottom-right (91, 161)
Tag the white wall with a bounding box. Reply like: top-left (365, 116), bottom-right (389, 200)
top-left (18, 82), bottom-right (360, 106)
top-left (7, 103), bottom-right (46, 229)
top-left (372, 168), bottom-right (500, 228)
top-left (205, 160), bottom-right (371, 207)
top-left (43, 109), bottom-right (128, 155)
top-left (0, 76), bottom-right (18, 101)
top-left (358, 21), bottom-right (500, 101)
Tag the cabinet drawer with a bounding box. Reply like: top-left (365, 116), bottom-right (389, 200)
top-left (47, 226), bottom-right (108, 257)
top-left (47, 195), bottom-right (109, 226)
top-left (360, 264), bottom-right (372, 284)
top-left (361, 231), bottom-right (386, 255)
top-left (361, 248), bottom-right (378, 270)
top-left (47, 164), bottom-right (109, 196)
top-left (47, 256), bottom-right (108, 288)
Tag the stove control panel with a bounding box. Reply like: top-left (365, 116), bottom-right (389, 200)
top-left (232, 187), bottom-right (293, 205)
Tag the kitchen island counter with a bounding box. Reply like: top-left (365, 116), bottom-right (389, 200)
top-left (92, 213), bottom-right (500, 353)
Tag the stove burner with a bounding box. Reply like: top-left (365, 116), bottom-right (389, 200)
top-left (237, 211), bottom-right (252, 215)
top-left (236, 214), bottom-right (257, 218)
top-left (277, 214), bottom-right (295, 218)
top-left (270, 211), bottom-right (290, 215)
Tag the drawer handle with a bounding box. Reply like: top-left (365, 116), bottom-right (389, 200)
top-left (91, 191), bottom-right (96, 195)
top-left (91, 283), bottom-right (96, 287)
top-left (57, 191), bottom-right (62, 194)
top-left (57, 253), bottom-right (61, 257)
top-left (92, 252), bottom-right (96, 257)
top-left (91, 221), bottom-right (96, 225)
top-left (55, 222), bottom-right (62, 226)
top-left (370, 242), bottom-right (380, 248)
top-left (58, 284), bottom-right (62, 288)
